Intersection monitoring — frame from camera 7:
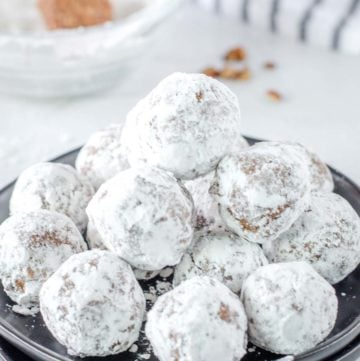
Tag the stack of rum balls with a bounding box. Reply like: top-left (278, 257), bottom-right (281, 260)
top-left (1, 73), bottom-right (359, 360)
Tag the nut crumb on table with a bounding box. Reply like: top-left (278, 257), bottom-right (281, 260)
top-left (224, 47), bottom-right (247, 61)
top-left (220, 67), bottom-right (251, 81)
top-left (202, 67), bottom-right (221, 78)
top-left (266, 89), bottom-right (283, 101)
top-left (264, 61), bottom-right (276, 69)
top-left (202, 66), bottom-right (251, 81)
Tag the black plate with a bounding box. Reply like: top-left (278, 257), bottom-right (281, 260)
top-left (0, 138), bottom-right (359, 361)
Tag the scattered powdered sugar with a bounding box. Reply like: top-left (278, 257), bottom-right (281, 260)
top-left (159, 267), bottom-right (174, 279)
top-left (136, 352), bottom-right (152, 360)
top-left (138, 265), bottom-right (174, 358)
top-left (155, 281), bottom-right (173, 294)
top-left (133, 328), bottom-right (153, 361)
top-left (12, 304), bottom-right (39, 316)
top-left (144, 290), bottom-right (157, 304)
top-left (129, 344), bottom-right (139, 353)
top-left (276, 357), bottom-right (295, 361)
top-left (143, 280), bottom-right (173, 306)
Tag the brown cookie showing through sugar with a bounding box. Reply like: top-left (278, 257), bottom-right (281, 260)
top-left (263, 192), bottom-right (360, 284)
top-left (241, 262), bottom-right (338, 355)
top-left (211, 141), bottom-right (312, 244)
top-left (0, 210), bottom-right (87, 315)
top-left (146, 276), bottom-right (248, 361)
top-left (40, 250), bottom-right (145, 357)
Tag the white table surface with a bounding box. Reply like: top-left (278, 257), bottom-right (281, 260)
top-left (0, 2), bottom-right (359, 188)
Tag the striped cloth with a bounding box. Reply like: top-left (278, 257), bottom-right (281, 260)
top-left (194, 0), bottom-right (360, 55)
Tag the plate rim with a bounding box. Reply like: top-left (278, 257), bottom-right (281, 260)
top-left (0, 140), bottom-right (358, 361)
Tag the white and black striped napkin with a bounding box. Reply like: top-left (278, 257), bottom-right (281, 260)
top-left (194, 0), bottom-right (360, 55)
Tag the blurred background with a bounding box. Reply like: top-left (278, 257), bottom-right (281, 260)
top-left (0, 0), bottom-right (359, 188)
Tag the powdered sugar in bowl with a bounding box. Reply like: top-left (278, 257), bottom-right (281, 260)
top-left (0, 0), bottom-right (181, 97)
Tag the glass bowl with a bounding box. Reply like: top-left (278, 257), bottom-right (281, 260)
top-left (0, 0), bottom-right (182, 97)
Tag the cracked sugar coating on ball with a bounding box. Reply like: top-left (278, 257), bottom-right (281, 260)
top-left (241, 262), bottom-right (338, 355)
top-left (40, 250), bottom-right (145, 357)
top-left (121, 72), bottom-right (245, 180)
top-left (86, 166), bottom-right (194, 270)
top-left (0, 210), bottom-right (87, 315)
top-left (146, 276), bottom-right (248, 361)
top-left (86, 219), bottom-right (161, 280)
top-left (10, 162), bottom-right (94, 233)
top-left (263, 192), bottom-right (360, 284)
top-left (211, 141), bottom-right (311, 244)
top-left (173, 231), bottom-right (268, 294)
top-left (76, 124), bottom-right (129, 190)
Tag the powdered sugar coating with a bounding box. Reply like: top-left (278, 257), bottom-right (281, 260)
top-left (281, 142), bottom-right (334, 193)
top-left (263, 192), bottom-right (360, 284)
top-left (211, 142), bottom-right (311, 244)
top-left (0, 210), bottom-right (87, 314)
top-left (241, 262), bottom-right (338, 355)
top-left (10, 162), bottom-right (94, 232)
top-left (75, 124), bottom-right (129, 190)
top-left (146, 276), bottom-right (248, 361)
top-left (304, 148), bottom-right (334, 192)
top-left (183, 172), bottom-right (224, 231)
top-left (40, 250), bottom-right (145, 357)
top-left (173, 231), bottom-right (268, 294)
top-left (86, 219), bottom-right (161, 280)
top-left (87, 166), bottom-right (194, 270)
top-left (121, 72), bottom-right (245, 180)
top-left (86, 218), bottom-right (106, 250)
